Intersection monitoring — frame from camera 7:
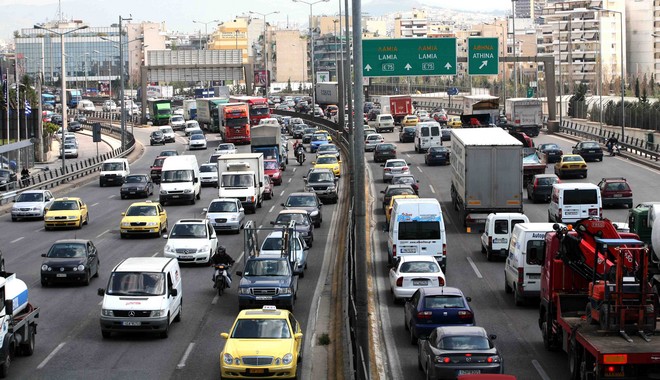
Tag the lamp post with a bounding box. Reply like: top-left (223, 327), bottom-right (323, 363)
top-left (193, 19), bottom-right (219, 50)
top-left (292, 0), bottom-right (329, 108)
top-left (34, 23), bottom-right (88, 174)
top-left (590, 6), bottom-right (625, 141)
top-left (511, 0), bottom-right (518, 98)
top-left (249, 11), bottom-right (279, 98)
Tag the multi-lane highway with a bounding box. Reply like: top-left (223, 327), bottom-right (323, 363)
top-left (367, 128), bottom-right (660, 379)
top-left (2, 125), bottom-right (344, 379)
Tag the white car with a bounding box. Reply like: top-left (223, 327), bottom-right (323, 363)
top-left (199, 163), bottom-right (218, 187)
top-left (169, 115), bottom-right (186, 131)
top-left (163, 219), bottom-right (218, 265)
top-left (364, 133), bottom-right (385, 152)
top-left (184, 120), bottom-right (202, 136)
top-left (259, 230), bottom-right (308, 277)
top-left (11, 190), bottom-right (54, 221)
top-left (159, 126), bottom-right (176, 143)
top-left (62, 143), bottom-right (78, 158)
top-left (76, 100), bottom-right (96, 112)
top-left (416, 110), bottom-right (430, 119)
top-left (382, 159), bottom-right (411, 182)
top-left (215, 143), bottom-right (237, 155)
top-left (203, 198), bottom-right (245, 233)
top-left (188, 134), bottom-right (207, 150)
top-left (389, 255), bottom-right (445, 302)
top-left (102, 100), bottom-right (117, 112)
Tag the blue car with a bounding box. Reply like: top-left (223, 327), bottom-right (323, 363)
top-left (404, 287), bottom-right (474, 344)
top-left (424, 146), bottom-right (450, 166)
top-left (309, 135), bottom-right (330, 153)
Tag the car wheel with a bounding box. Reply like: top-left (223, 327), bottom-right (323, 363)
top-left (514, 284), bottom-right (524, 306)
top-left (505, 278), bottom-right (512, 294)
top-left (409, 324), bottom-right (417, 345)
top-left (11, 216), bottom-right (17, 222)
top-left (160, 316), bottom-right (170, 339)
top-left (83, 270), bottom-right (91, 286)
top-left (101, 330), bottom-right (111, 339)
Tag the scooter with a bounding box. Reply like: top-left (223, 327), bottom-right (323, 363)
top-left (607, 143), bottom-right (621, 156)
top-left (213, 264), bottom-right (232, 296)
top-left (297, 151), bottom-right (306, 165)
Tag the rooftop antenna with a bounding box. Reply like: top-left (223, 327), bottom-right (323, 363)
top-left (57, 0), bottom-right (63, 22)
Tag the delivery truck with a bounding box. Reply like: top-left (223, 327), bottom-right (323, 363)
top-left (251, 122), bottom-right (285, 170)
top-left (504, 98), bottom-right (543, 137)
top-left (147, 99), bottom-right (172, 126)
top-left (216, 153), bottom-right (265, 213)
top-left (450, 128), bottom-right (523, 228)
top-left (196, 97), bottom-right (229, 132)
top-left (315, 82), bottom-right (339, 107)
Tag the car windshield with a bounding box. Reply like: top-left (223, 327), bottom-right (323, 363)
top-left (50, 200), bottom-right (79, 210)
top-left (231, 318), bottom-right (291, 339)
top-left (107, 272), bottom-right (165, 296)
top-left (160, 127), bottom-right (173, 134)
top-left (542, 144), bottom-right (558, 150)
top-left (376, 144), bottom-right (395, 151)
top-left (208, 201), bottom-right (238, 213)
top-left (316, 156), bottom-right (336, 164)
top-left (308, 172), bottom-right (334, 183)
top-left (243, 259), bottom-right (291, 276)
top-left (312, 135), bottom-right (327, 142)
top-left (16, 192), bottom-right (43, 202)
top-left (563, 156), bottom-right (583, 163)
top-left (392, 176), bottom-right (415, 185)
top-left (200, 165), bottom-right (216, 173)
top-left (102, 162), bottom-right (124, 171)
top-left (262, 237), bottom-right (302, 251)
top-left (152, 131), bottom-right (163, 137)
top-left (221, 174), bottom-right (253, 188)
top-left (403, 127), bottom-right (415, 133)
top-left (399, 261), bottom-right (440, 273)
top-left (190, 134), bottom-right (204, 140)
top-left (47, 243), bottom-right (86, 258)
top-left (439, 336), bottom-right (491, 350)
top-left (126, 205), bottom-right (158, 217)
top-left (387, 187), bottom-right (415, 196)
top-left (169, 223), bottom-right (207, 238)
top-left (429, 147), bottom-right (447, 153)
top-left (264, 161), bottom-right (279, 170)
top-left (605, 182), bottom-right (630, 191)
top-left (125, 176), bottom-right (147, 184)
top-left (171, 116), bottom-right (183, 123)
top-left (160, 151), bottom-right (177, 156)
top-left (304, 128), bottom-right (317, 134)
top-left (64, 144), bottom-right (77, 149)
top-left (424, 295), bottom-right (466, 309)
top-left (286, 195), bottom-right (317, 207)
top-left (275, 213), bottom-right (309, 225)
top-left (537, 177), bottom-right (558, 186)
top-left (161, 170), bottom-right (193, 183)
top-left (318, 145), bottom-right (337, 153)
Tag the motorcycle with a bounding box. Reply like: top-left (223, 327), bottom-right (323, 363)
top-left (213, 264), bottom-right (232, 296)
top-left (607, 143), bottom-right (621, 156)
top-left (297, 150), bottom-right (306, 165)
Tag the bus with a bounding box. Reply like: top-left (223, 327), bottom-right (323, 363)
top-left (228, 96), bottom-right (270, 125)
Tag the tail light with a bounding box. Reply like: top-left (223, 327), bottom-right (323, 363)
top-left (488, 236), bottom-right (492, 250)
top-left (392, 244), bottom-right (397, 258)
top-left (443, 243), bottom-right (447, 257)
top-left (517, 267), bottom-right (524, 289)
top-left (396, 277), bottom-right (403, 287)
top-left (402, 166), bottom-right (409, 171)
top-left (417, 311), bottom-right (432, 319)
top-left (533, 179), bottom-right (539, 190)
top-left (384, 168), bottom-right (391, 172)
top-left (487, 356), bottom-right (501, 363)
top-left (458, 310), bottom-right (473, 319)
top-left (589, 208), bottom-right (599, 217)
top-left (438, 277), bottom-right (445, 286)
top-left (435, 356), bottom-right (451, 364)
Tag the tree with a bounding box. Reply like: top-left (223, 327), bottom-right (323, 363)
top-left (286, 78), bottom-right (292, 93)
top-left (634, 77), bottom-right (640, 98)
top-left (568, 83), bottom-right (588, 118)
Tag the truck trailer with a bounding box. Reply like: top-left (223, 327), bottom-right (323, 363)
top-left (504, 98), bottom-right (543, 137)
top-left (196, 97), bottom-right (229, 132)
top-left (251, 123), bottom-right (285, 170)
top-left (449, 128), bottom-right (523, 228)
top-left (460, 95), bottom-right (499, 127)
top-left (315, 82), bottom-right (339, 107)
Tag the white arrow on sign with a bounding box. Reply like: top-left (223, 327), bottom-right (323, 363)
top-left (444, 62), bottom-right (452, 70)
top-left (365, 64), bottom-right (372, 72)
top-left (404, 63), bottom-right (412, 71)
top-left (479, 60), bottom-right (488, 70)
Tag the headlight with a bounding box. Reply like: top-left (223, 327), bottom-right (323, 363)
top-left (101, 309), bottom-right (114, 317)
top-left (229, 216), bottom-right (237, 221)
top-left (67, 215), bottom-right (78, 220)
top-left (310, 210), bottom-right (319, 217)
top-left (45, 216), bottom-right (55, 221)
top-left (76, 265), bottom-right (85, 271)
top-left (198, 245), bottom-right (211, 253)
top-left (223, 353), bottom-right (234, 365)
top-left (160, 189), bottom-right (167, 195)
top-left (282, 353), bottom-right (293, 365)
top-left (333, 166), bottom-right (339, 171)
top-left (238, 288), bottom-right (251, 295)
top-left (183, 189), bottom-right (192, 193)
top-left (328, 185), bottom-right (336, 191)
top-left (121, 222), bottom-right (131, 227)
top-left (150, 309), bottom-right (166, 317)
top-left (41, 265), bottom-right (50, 271)
top-left (146, 222), bottom-right (157, 226)
top-left (164, 245), bottom-right (176, 253)
top-left (279, 287), bottom-right (292, 294)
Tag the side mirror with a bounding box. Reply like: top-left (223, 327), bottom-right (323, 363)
top-left (270, 221), bottom-right (275, 225)
top-left (41, 253), bottom-right (46, 257)
top-left (236, 271), bottom-right (243, 277)
top-left (121, 212), bottom-right (126, 216)
top-left (169, 288), bottom-right (178, 297)
top-left (202, 208), bottom-right (208, 213)
top-left (97, 288), bottom-right (105, 296)
top-left (162, 234), bottom-right (168, 239)
top-left (466, 296), bottom-right (472, 302)
top-left (380, 164), bottom-right (385, 167)
top-left (220, 332), bottom-right (229, 339)
top-left (4, 300), bottom-right (13, 316)
top-left (380, 190), bottom-right (385, 194)
top-left (294, 332), bottom-right (303, 339)
top-left (193, 177), bottom-right (199, 183)
top-left (281, 203), bottom-right (285, 207)
top-left (489, 334), bottom-right (497, 340)
top-left (479, 229), bottom-right (484, 234)
top-left (239, 208), bottom-right (244, 213)
top-left (311, 161), bottom-right (316, 165)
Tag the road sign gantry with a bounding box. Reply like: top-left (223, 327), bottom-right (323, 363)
top-left (362, 38), bottom-right (457, 77)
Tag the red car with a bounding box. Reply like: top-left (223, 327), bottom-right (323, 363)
top-left (149, 156), bottom-right (167, 184)
top-left (262, 175), bottom-right (273, 200)
top-left (263, 159), bottom-right (282, 185)
top-left (597, 177), bottom-right (633, 208)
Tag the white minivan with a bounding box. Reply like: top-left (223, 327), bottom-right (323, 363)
top-left (98, 257), bottom-right (182, 338)
top-left (504, 223), bottom-right (556, 306)
top-left (99, 158), bottom-right (130, 187)
top-left (375, 114), bottom-right (395, 133)
top-left (480, 213), bottom-right (529, 261)
top-left (548, 183), bottom-right (601, 223)
top-left (159, 155), bottom-right (201, 205)
top-left (388, 198), bottom-right (447, 272)
top-left (414, 121), bottom-right (442, 153)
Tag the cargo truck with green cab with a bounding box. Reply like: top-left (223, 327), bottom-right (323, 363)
top-left (148, 99), bottom-right (172, 126)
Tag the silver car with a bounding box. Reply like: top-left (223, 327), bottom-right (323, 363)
top-left (364, 133), bottom-right (385, 152)
top-left (199, 163), bottom-right (218, 187)
top-left (204, 198), bottom-right (245, 234)
top-left (11, 190), bottom-right (54, 221)
top-left (381, 159), bottom-right (411, 182)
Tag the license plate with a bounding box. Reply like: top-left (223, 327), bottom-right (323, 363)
top-left (256, 296), bottom-right (272, 301)
top-left (129, 192), bottom-right (136, 194)
top-left (179, 255), bottom-right (193, 259)
top-left (172, 195), bottom-right (179, 198)
top-left (613, 194), bottom-right (622, 197)
top-left (604, 371), bottom-right (624, 378)
top-left (247, 369), bottom-right (265, 374)
top-left (56, 274), bottom-right (67, 278)
top-left (458, 370), bottom-right (481, 375)
top-left (412, 280), bottom-right (428, 286)
top-left (122, 321), bottom-right (141, 327)
top-left (588, 150), bottom-right (595, 153)
top-left (401, 248), bottom-right (416, 253)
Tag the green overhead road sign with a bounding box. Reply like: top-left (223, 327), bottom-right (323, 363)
top-left (467, 37), bottom-right (499, 76)
top-left (362, 38), bottom-right (457, 77)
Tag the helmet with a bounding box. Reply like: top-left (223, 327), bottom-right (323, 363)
top-left (217, 246), bottom-right (226, 254)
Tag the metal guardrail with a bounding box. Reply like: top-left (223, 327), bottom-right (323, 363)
top-left (0, 120), bottom-right (135, 205)
top-left (559, 119), bottom-right (660, 162)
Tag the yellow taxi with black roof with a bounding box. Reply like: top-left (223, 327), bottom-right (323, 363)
top-left (119, 201), bottom-right (168, 238)
top-left (220, 305), bottom-right (303, 379)
top-left (44, 197), bottom-right (89, 230)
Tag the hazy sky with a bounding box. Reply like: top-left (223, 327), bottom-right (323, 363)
top-left (1, 0), bottom-right (512, 42)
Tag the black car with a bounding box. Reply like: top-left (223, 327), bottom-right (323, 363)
top-left (381, 184), bottom-right (416, 211)
top-left (150, 130), bottom-right (166, 146)
top-left (74, 114), bottom-right (88, 123)
top-left (50, 114), bottom-right (63, 125)
top-left (526, 173), bottom-right (559, 203)
top-left (281, 192), bottom-right (323, 228)
top-left (572, 140), bottom-right (603, 162)
top-left (399, 126), bottom-right (416, 143)
top-left (425, 146), bottom-right (450, 166)
top-left (373, 143), bottom-right (397, 163)
top-left (120, 174), bottom-right (154, 199)
top-left (41, 239), bottom-right (100, 286)
top-left (304, 168), bottom-right (338, 204)
top-left (440, 126), bottom-right (451, 141)
top-left (270, 210), bottom-right (315, 247)
top-left (0, 169), bottom-right (17, 191)
top-left (292, 125), bottom-right (306, 139)
top-left (67, 121), bottom-right (83, 132)
top-left (390, 174), bottom-right (420, 195)
top-left (537, 143), bottom-right (563, 163)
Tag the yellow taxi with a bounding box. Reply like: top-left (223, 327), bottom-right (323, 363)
top-left (119, 201), bottom-right (168, 238)
top-left (313, 130), bottom-right (332, 143)
top-left (386, 194), bottom-right (419, 224)
top-left (447, 116), bottom-right (462, 128)
top-left (402, 115), bottom-right (419, 127)
top-left (220, 305), bottom-right (303, 379)
top-left (44, 197), bottom-right (89, 230)
top-left (554, 154), bottom-right (588, 179)
top-left (312, 154), bottom-right (341, 177)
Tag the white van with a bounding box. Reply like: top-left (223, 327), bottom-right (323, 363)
top-left (159, 155), bottom-right (201, 206)
top-left (258, 117), bottom-right (280, 126)
top-left (548, 183), bottom-right (602, 223)
top-left (99, 158), bottom-right (130, 187)
top-left (76, 99), bottom-right (96, 112)
top-left (375, 114), bottom-right (395, 133)
top-left (388, 198), bottom-right (447, 272)
top-left (504, 223), bottom-right (556, 306)
top-left (414, 121), bottom-right (442, 153)
top-left (480, 213), bottom-right (529, 261)
top-left (98, 257), bottom-right (182, 338)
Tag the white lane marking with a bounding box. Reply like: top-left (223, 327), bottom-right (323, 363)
top-left (96, 229), bottom-right (110, 238)
top-left (279, 190), bottom-right (285, 197)
top-left (258, 225), bottom-right (263, 228)
top-left (405, 153), bottom-right (411, 158)
top-left (91, 202), bottom-right (99, 207)
top-left (152, 251), bottom-right (160, 257)
top-left (532, 360), bottom-right (551, 380)
top-left (10, 237), bottom-right (24, 243)
top-left (292, 167), bottom-right (297, 172)
top-left (37, 342), bottom-right (67, 369)
top-left (98, 300), bottom-right (103, 305)
top-left (176, 342), bottom-right (196, 369)
top-left (288, 178), bottom-right (292, 183)
top-left (268, 205), bottom-right (275, 214)
top-left (429, 185), bottom-right (435, 194)
top-left (36, 227), bottom-right (45, 232)
top-left (211, 294), bottom-right (219, 305)
top-left (108, 195), bottom-right (116, 199)
top-left (466, 257), bottom-right (483, 279)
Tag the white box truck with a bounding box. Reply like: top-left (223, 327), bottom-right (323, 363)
top-left (159, 155), bottom-right (201, 205)
top-left (504, 98), bottom-right (543, 137)
top-left (450, 128), bottom-right (523, 228)
top-left (216, 153), bottom-right (265, 214)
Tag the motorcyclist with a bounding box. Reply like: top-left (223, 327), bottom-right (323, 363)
top-left (605, 136), bottom-right (619, 154)
top-left (296, 148), bottom-right (305, 165)
top-left (20, 167), bottom-right (30, 187)
top-left (211, 246), bottom-right (235, 287)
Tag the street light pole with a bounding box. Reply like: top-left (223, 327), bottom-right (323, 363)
top-left (292, 0), bottom-right (329, 108)
top-left (118, 15), bottom-right (132, 151)
top-left (193, 19), bottom-right (219, 50)
top-left (511, 0), bottom-right (518, 98)
top-left (249, 11), bottom-right (279, 98)
top-left (34, 24), bottom-right (88, 174)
